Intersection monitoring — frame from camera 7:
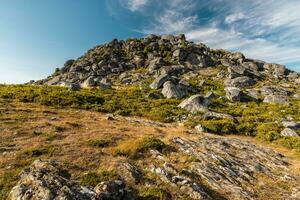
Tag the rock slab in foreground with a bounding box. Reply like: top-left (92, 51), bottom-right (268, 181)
top-left (9, 160), bottom-right (131, 200)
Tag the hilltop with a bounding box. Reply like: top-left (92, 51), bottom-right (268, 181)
top-left (1, 34), bottom-right (300, 200)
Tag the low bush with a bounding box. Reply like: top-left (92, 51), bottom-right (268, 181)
top-left (80, 170), bottom-right (118, 187)
top-left (115, 137), bottom-right (167, 158)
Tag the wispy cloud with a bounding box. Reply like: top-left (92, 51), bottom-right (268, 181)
top-left (122, 0), bottom-right (149, 11)
top-left (119, 0), bottom-right (300, 70)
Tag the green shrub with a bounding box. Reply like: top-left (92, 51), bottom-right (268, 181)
top-left (80, 170), bottom-right (117, 187)
top-left (256, 123), bottom-right (282, 142)
top-left (0, 171), bottom-right (19, 200)
top-left (138, 187), bottom-right (169, 200)
top-left (23, 147), bottom-right (52, 157)
top-left (87, 139), bottom-right (112, 148)
top-left (115, 137), bottom-right (166, 158)
top-left (201, 119), bottom-right (237, 134)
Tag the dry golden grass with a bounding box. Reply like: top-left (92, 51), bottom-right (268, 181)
top-left (1, 99), bottom-right (299, 200)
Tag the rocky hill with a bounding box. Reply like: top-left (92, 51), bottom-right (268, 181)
top-left (1, 35), bottom-right (300, 200)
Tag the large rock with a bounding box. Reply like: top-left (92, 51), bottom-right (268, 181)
top-left (225, 87), bottom-right (255, 102)
top-left (148, 57), bottom-right (165, 72)
top-left (161, 81), bottom-right (187, 99)
top-left (282, 121), bottom-right (300, 129)
top-left (280, 128), bottom-right (299, 138)
top-left (261, 86), bottom-right (292, 96)
top-left (81, 77), bottom-right (96, 88)
top-left (149, 74), bottom-right (171, 89)
top-left (178, 95), bottom-right (211, 113)
top-left (9, 160), bottom-right (96, 200)
top-left (225, 76), bottom-right (256, 88)
top-left (10, 160), bottom-right (132, 200)
top-left (263, 95), bottom-right (287, 104)
top-left (203, 111), bottom-right (234, 120)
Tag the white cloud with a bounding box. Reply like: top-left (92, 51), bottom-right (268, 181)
top-left (118, 0), bottom-right (300, 70)
top-left (225, 12), bottom-right (246, 24)
top-left (123, 0), bottom-right (149, 11)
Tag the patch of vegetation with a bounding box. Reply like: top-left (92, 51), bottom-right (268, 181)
top-left (0, 171), bottom-right (19, 200)
top-left (115, 137), bottom-right (167, 158)
top-left (0, 85), bottom-right (186, 123)
top-left (87, 138), bottom-right (113, 148)
top-left (22, 146), bottom-right (53, 157)
top-left (138, 187), bottom-right (169, 200)
top-left (80, 170), bottom-right (118, 187)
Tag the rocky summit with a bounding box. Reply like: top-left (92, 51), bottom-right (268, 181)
top-left (1, 34), bottom-right (300, 200)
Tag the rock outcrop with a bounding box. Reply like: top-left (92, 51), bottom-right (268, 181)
top-left (10, 160), bottom-right (132, 200)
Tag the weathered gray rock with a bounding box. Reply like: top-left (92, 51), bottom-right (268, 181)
top-left (81, 77), bottom-right (96, 88)
top-left (225, 76), bottom-right (256, 88)
top-left (161, 81), bottom-right (187, 99)
top-left (203, 111), bottom-right (234, 120)
top-left (149, 74), bottom-right (171, 89)
top-left (10, 160), bottom-right (132, 200)
top-left (148, 57), bottom-right (165, 72)
top-left (282, 121), bottom-right (300, 130)
top-left (171, 136), bottom-right (291, 200)
top-left (263, 95), bottom-right (287, 104)
top-left (178, 95), bottom-right (211, 113)
top-left (68, 83), bottom-right (81, 91)
top-left (280, 128), bottom-right (299, 138)
top-left (9, 160), bottom-right (97, 200)
top-left (116, 162), bottom-right (142, 184)
top-left (94, 180), bottom-right (128, 200)
top-left (225, 87), bottom-right (255, 102)
top-left (261, 86), bottom-right (292, 96)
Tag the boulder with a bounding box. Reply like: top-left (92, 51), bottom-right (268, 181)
top-left (263, 95), bottom-right (287, 104)
top-left (68, 83), bottom-right (81, 91)
top-left (282, 121), bottom-right (300, 129)
top-left (148, 57), bottom-right (164, 72)
top-left (99, 78), bottom-right (112, 89)
top-left (116, 162), bottom-right (142, 184)
top-left (10, 160), bottom-right (132, 200)
top-left (203, 111), bottom-right (234, 120)
top-left (261, 86), bottom-right (292, 96)
top-left (94, 180), bottom-right (128, 200)
top-left (225, 87), bottom-right (255, 102)
top-left (161, 81), bottom-right (187, 99)
top-left (195, 124), bottom-right (205, 132)
top-left (225, 76), bottom-right (256, 88)
top-left (178, 95), bottom-right (211, 113)
top-left (81, 77), bottom-right (96, 88)
top-left (280, 128), bottom-right (299, 138)
top-left (9, 160), bottom-right (96, 200)
top-left (150, 74), bottom-right (171, 89)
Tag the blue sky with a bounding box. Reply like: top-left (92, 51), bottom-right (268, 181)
top-left (1, 0), bottom-right (300, 83)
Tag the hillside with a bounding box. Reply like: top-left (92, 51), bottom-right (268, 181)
top-left (1, 34), bottom-right (300, 200)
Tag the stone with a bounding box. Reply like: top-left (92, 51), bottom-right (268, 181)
top-left (282, 121), bottom-right (300, 130)
top-left (116, 162), bottom-right (142, 184)
top-left (148, 57), bottom-right (164, 72)
top-left (280, 128), bottom-right (299, 138)
top-left (225, 76), bottom-right (256, 88)
top-left (99, 78), bottom-right (112, 89)
top-left (94, 180), bottom-right (127, 200)
top-left (225, 87), bottom-right (255, 102)
top-left (203, 111), bottom-right (234, 120)
top-left (230, 52), bottom-right (245, 63)
top-left (106, 114), bottom-right (116, 121)
top-left (81, 77), bottom-right (96, 88)
top-left (263, 95), bottom-right (287, 104)
top-left (68, 83), bottom-right (81, 91)
top-left (261, 86), bottom-right (292, 96)
top-left (195, 124), bottom-right (205, 132)
top-left (149, 74), bottom-right (172, 89)
top-left (161, 81), bottom-right (187, 99)
top-left (178, 95), bottom-right (211, 113)
top-left (9, 160), bottom-right (96, 200)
